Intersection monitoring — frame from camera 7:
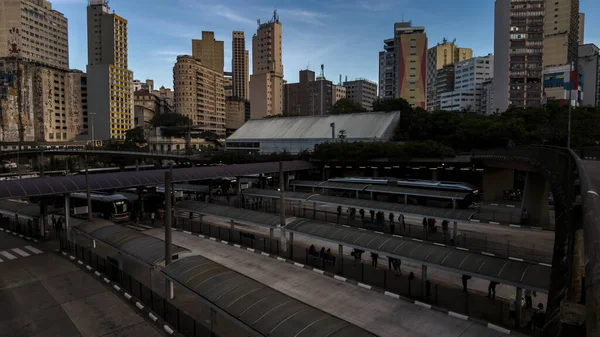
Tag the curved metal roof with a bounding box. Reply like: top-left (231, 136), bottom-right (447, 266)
top-left (0, 161), bottom-right (314, 200)
top-left (284, 219), bottom-right (550, 293)
top-left (74, 219), bottom-right (189, 265)
top-left (290, 180), bottom-right (324, 188)
top-left (163, 255), bottom-right (376, 337)
top-left (0, 200), bottom-right (41, 219)
top-left (173, 201), bottom-right (550, 292)
top-left (242, 188), bottom-right (475, 222)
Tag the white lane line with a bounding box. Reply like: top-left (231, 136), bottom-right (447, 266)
top-left (94, 271), bottom-right (101, 276)
top-left (11, 248), bottom-right (30, 257)
top-left (183, 231), bottom-right (192, 234)
top-left (276, 257), bottom-right (286, 262)
top-left (393, 235), bottom-right (403, 238)
top-left (24, 246), bottom-right (43, 254)
top-left (509, 224), bottom-right (521, 228)
top-left (0, 258), bottom-right (3, 263)
top-left (342, 225), bottom-right (350, 228)
top-left (375, 231), bottom-right (384, 234)
top-left (490, 203), bottom-right (499, 206)
top-left (0, 228), bottom-right (3, 231)
top-left (506, 204), bottom-right (516, 208)
top-left (433, 243), bottom-right (445, 247)
top-left (136, 302), bottom-right (144, 310)
top-left (113, 285), bottom-right (121, 291)
top-left (358, 283), bottom-right (371, 290)
top-left (34, 240), bottom-right (39, 243)
top-left (124, 293), bottom-right (132, 300)
top-left (25, 237), bottom-right (31, 240)
top-left (0, 251), bottom-right (17, 260)
top-left (539, 262), bottom-right (552, 267)
top-left (246, 248), bottom-right (255, 252)
top-left (261, 252), bottom-right (270, 256)
top-left (209, 237), bottom-right (217, 241)
top-left (221, 241), bottom-right (228, 245)
top-left (509, 257), bottom-right (524, 262)
top-left (148, 313), bottom-right (158, 322)
top-left (164, 325), bottom-right (175, 335)
top-left (482, 252), bottom-right (495, 257)
top-left (489, 221), bottom-right (500, 225)
top-left (86, 265), bottom-right (92, 271)
top-left (69, 255), bottom-right (75, 260)
top-left (358, 228), bottom-right (366, 231)
top-left (487, 323), bottom-right (511, 334)
top-left (334, 275), bottom-right (347, 282)
top-left (448, 311), bottom-right (469, 320)
top-left (313, 268), bottom-right (325, 274)
top-left (61, 251), bottom-right (67, 256)
top-left (18, 234), bottom-right (23, 238)
top-left (294, 262), bottom-right (305, 268)
top-left (234, 244), bottom-right (241, 248)
top-left (103, 278), bottom-right (110, 284)
top-left (456, 247), bottom-right (469, 251)
top-left (77, 260), bottom-right (84, 265)
top-left (384, 291), bottom-right (400, 299)
top-left (412, 239), bottom-right (423, 243)
top-left (414, 301), bottom-right (432, 309)
top-left (471, 219), bottom-right (480, 223)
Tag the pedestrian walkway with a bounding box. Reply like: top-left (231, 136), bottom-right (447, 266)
top-left (0, 245), bottom-right (43, 262)
top-left (144, 229), bottom-right (510, 337)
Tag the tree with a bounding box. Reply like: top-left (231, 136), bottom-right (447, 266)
top-left (125, 127), bottom-right (146, 145)
top-left (151, 113), bottom-right (191, 128)
top-left (199, 131), bottom-right (219, 140)
top-left (338, 129), bottom-right (347, 140)
top-left (331, 98), bottom-right (366, 114)
top-left (372, 97), bottom-right (412, 113)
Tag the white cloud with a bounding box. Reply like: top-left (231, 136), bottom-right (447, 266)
top-left (213, 5), bottom-right (256, 26)
top-left (155, 51), bottom-right (188, 56)
top-left (277, 8), bottom-right (328, 26)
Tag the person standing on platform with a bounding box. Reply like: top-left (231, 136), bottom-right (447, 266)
top-left (359, 209), bottom-right (365, 220)
top-left (389, 213), bottom-right (395, 234)
top-left (488, 281), bottom-right (499, 299)
top-left (150, 212), bottom-right (155, 226)
top-left (371, 252), bottom-right (379, 269)
top-left (462, 275), bottom-right (471, 293)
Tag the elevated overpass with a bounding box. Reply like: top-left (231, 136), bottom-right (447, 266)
top-left (0, 149), bottom-right (207, 164)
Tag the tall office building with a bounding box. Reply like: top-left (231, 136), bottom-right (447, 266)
top-left (173, 55), bottom-right (226, 137)
top-left (542, 0), bottom-right (579, 69)
top-left (343, 79), bottom-right (378, 111)
top-left (578, 44), bottom-right (599, 107)
top-left (250, 11), bottom-right (283, 118)
top-left (192, 31), bottom-right (224, 73)
top-left (284, 69), bottom-right (333, 116)
top-left (440, 54), bottom-right (494, 112)
top-left (426, 39), bottom-right (473, 110)
top-left (232, 31), bottom-right (249, 100)
top-left (378, 22), bottom-right (427, 109)
top-left (578, 13), bottom-right (585, 45)
top-left (0, 0), bottom-right (69, 70)
top-left (86, 0), bottom-right (133, 140)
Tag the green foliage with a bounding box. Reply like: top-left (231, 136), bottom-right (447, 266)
top-left (264, 112), bottom-right (304, 119)
top-left (331, 98), bottom-right (367, 114)
top-left (312, 141), bottom-right (454, 162)
top-left (207, 149), bottom-right (303, 165)
top-left (372, 97), bottom-right (412, 113)
top-left (151, 113), bottom-right (191, 128)
top-left (125, 127), bottom-right (146, 145)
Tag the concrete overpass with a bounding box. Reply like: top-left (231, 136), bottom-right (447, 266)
top-left (0, 149), bottom-right (208, 164)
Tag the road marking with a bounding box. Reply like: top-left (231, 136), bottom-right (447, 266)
top-left (587, 190), bottom-right (598, 196)
top-left (0, 228), bottom-right (3, 231)
top-left (246, 248), bottom-right (255, 252)
top-left (0, 251), bottom-right (17, 260)
top-left (221, 241), bottom-right (228, 245)
top-left (539, 262), bottom-right (552, 267)
top-left (471, 219), bottom-right (480, 223)
top-left (509, 224), bottom-right (521, 228)
top-left (0, 258), bottom-right (3, 263)
top-left (313, 268), bottom-right (325, 274)
top-left (334, 275), bottom-right (346, 282)
top-left (103, 278), bottom-right (110, 283)
top-left (34, 240), bottom-right (39, 243)
top-left (94, 271), bottom-right (101, 276)
top-left (358, 283), bottom-right (371, 290)
top-left (393, 235), bottom-right (403, 238)
top-left (183, 231), bottom-right (191, 234)
top-left (164, 325), bottom-right (175, 335)
top-left (77, 260), bottom-right (84, 265)
top-left (86, 265), bottom-right (92, 270)
top-left (482, 252), bottom-right (495, 257)
top-left (375, 231), bottom-right (384, 234)
top-left (261, 252), bottom-right (270, 256)
top-left (124, 293), bottom-right (132, 300)
top-left (487, 323), bottom-right (511, 334)
top-left (234, 244), bottom-right (241, 248)
top-left (25, 237), bottom-right (31, 240)
top-left (148, 313), bottom-right (158, 322)
top-left (135, 302), bottom-right (144, 310)
top-left (61, 251), bottom-right (67, 256)
top-left (24, 246), bottom-right (43, 254)
top-left (18, 234), bottom-right (23, 238)
top-left (489, 221), bottom-right (500, 225)
top-left (491, 203), bottom-right (499, 206)
top-left (414, 301), bottom-right (432, 309)
top-left (433, 243), bottom-right (445, 247)
top-left (506, 204), bottom-right (516, 208)
top-left (509, 257), bottom-right (524, 262)
top-left (294, 262), bottom-right (304, 268)
top-left (412, 239), bottom-right (423, 243)
top-left (342, 225), bottom-right (350, 228)
top-left (456, 247), bottom-right (469, 251)
top-left (113, 285), bottom-right (121, 291)
top-left (209, 237), bottom-right (217, 241)
top-left (448, 311), bottom-right (468, 320)
top-left (277, 257), bottom-right (286, 262)
top-left (384, 291), bottom-right (400, 299)
top-left (69, 255), bottom-right (75, 260)
top-left (12, 248), bottom-right (30, 257)
top-left (358, 228), bottom-right (366, 231)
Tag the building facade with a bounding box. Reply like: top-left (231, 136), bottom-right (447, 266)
top-left (332, 84), bottom-right (346, 105)
top-left (225, 97), bottom-right (249, 136)
top-left (432, 64), bottom-right (455, 111)
top-left (426, 39), bottom-right (473, 110)
top-left (0, 0), bottom-right (69, 70)
top-left (481, 79), bottom-right (495, 114)
top-left (440, 54), bottom-right (494, 112)
top-left (343, 79), bottom-right (377, 111)
top-left (224, 71), bottom-right (233, 97)
top-left (378, 22), bottom-right (427, 108)
top-left (283, 69), bottom-right (333, 116)
top-left (173, 55), bottom-right (225, 137)
top-left (0, 58), bottom-right (86, 142)
top-left (250, 11), bottom-right (283, 118)
top-left (152, 86), bottom-right (174, 114)
top-left (133, 79), bottom-right (153, 92)
top-left (440, 91), bottom-right (478, 111)
top-left (543, 64), bottom-right (584, 106)
top-left (232, 31), bottom-right (249, 100)
top-left (542, 0), bottom-right (580, 69)
top-left (192, 31), bottom-right (224, 73)
top-left (86, 0), bottom-right (133, 140)
top-left (578, 43), bottom-right (599, 107)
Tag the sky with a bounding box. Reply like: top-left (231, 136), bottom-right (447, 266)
top-left (53, 0), bottom-right (600, 90)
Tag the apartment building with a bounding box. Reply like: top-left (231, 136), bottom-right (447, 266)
top-left (426, 39), bottom-right (472, 110)
top-left (192, 31), bottom-right (224, 73)
top-left (579, 43), bottom-right (599, 107)
top-left (441, 54), bottom-right (494, 112)
top-left (284, 69), bottom-right (333, 115)
top-left (343, 79), bottom-right (378, 111)
top-left (133, 79), bottom-right (154, 92)
top-left (332, 84), bottom-right (346, 105)
top-left (378, 22), bottom-right (427, 108)
top-left (250, 11), bottom-right (284, 118)
top-left (232, 31), bottom-right (249, 100)
top-left (0, 0), bottom-right (69, 70)
top-left (86, 0), bottom-right (134, 140)
top-left (225, 97), bottom-right (249, 136)
top-left (173, 55), bottom-right (225, 137)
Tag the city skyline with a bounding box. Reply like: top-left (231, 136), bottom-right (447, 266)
top-left (51, 0), bottom-right (600, 91)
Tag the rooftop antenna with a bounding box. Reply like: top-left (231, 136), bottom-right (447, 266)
top-left (320, 64), bottom-right (324, 79)
top-left (345, 75), bottom-right (348, 82)
top-left (339, 74), bottom-right (342, 85)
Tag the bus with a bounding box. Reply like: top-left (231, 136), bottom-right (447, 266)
top-left (70, 193), bottom-right (130, 222)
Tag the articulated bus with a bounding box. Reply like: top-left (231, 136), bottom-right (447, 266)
top-left (69, 193), bottom-right (130, 222)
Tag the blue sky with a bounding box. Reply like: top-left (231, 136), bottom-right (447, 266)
top-left (53, 0), bottom-right (599, 90)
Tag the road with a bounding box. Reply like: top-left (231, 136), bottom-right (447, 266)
top-left (0, 230), bottom-right (166, 337)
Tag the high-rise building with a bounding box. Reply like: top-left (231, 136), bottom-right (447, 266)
top-left (225, 97), bottom-right (249, 136)
top-left (250, 11), bottom-right (283, 118)
top-left (481, 79), bottom-right (495, 114)
top-left (378, 22), bottom-right (427, 109)
top-left (0, 0), bottom-right (69, 70)
top-left (578, 43), bottom-right (599, 107)
top-left (332, 85), bottom-right (346, 105)
top-left (86, 0), bottom-right (133, 140)
top-left (433, 64), bottom-right (456, 110)
top-left (173, 55), bottom-right (226, 137)
top-left (133, 79), bottom-right (154, 92)
top-left (440, 54), bottom-right (494, 112)
top-left (343, 79), bottom-right (378, 111)
top-left (283, 69), bottom-right (333, 116)
top-left (578, 13), bottom-right (585, 45)
top-left (542, 0), bottom-right (580, 69)
top-left (232, 31), bottom-right (249, 100)
top-left (224, 71), bottom-right (233, 97)
top-left (0, 58), bottom-right (87, 142)
top-left (192, 31), bottom-right (224, 73)
top-left (426, 39), bottom-right (473, 110)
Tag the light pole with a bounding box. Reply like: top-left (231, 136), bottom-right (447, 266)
top-left (567, 61), bottom-right (574, 148)
top-left (89, 112), bottom-right (97, 149)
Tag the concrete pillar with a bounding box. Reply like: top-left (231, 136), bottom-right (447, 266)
top-left (431, 169), bottom-right (438, 181)
top-left (289, 232), bottom-right (294, 256)
top-left (230, 220), bottom-right (235, 232)
top-left (453, 221), bottom-right (458, 244)
top-left (39, 200), bottom-right (47, 238)
top-left (64, 194), bottom-right (71, 243)
top-left (481, 168), bottom-right (515, 202)
top-left (515, 287), bottom-right (523, 328)
top-left (370, 191), bottom-right (374, 200)
top-left (149, 267), bottom-right (155, 293)
top-left (165, 278), bottom-right (174, 301)
top-left (269, 228), bottom-right (274, 241)
top-left (356, 190), bottom-right (359, 199)
top-left (404, 194), bottom-right (408, 204)
top-left (313, 202), bottom-right (316, 219)
top-left (521, 172), bottom-right (550, 227)
top-left (452, 199), bottom-right (456, 209)
top-left (338, 244), bottom-right (343, 274)
top-left (372, 167), bottom-right (378, 178)
top-left (422, 265), bottom-right (427, 300)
